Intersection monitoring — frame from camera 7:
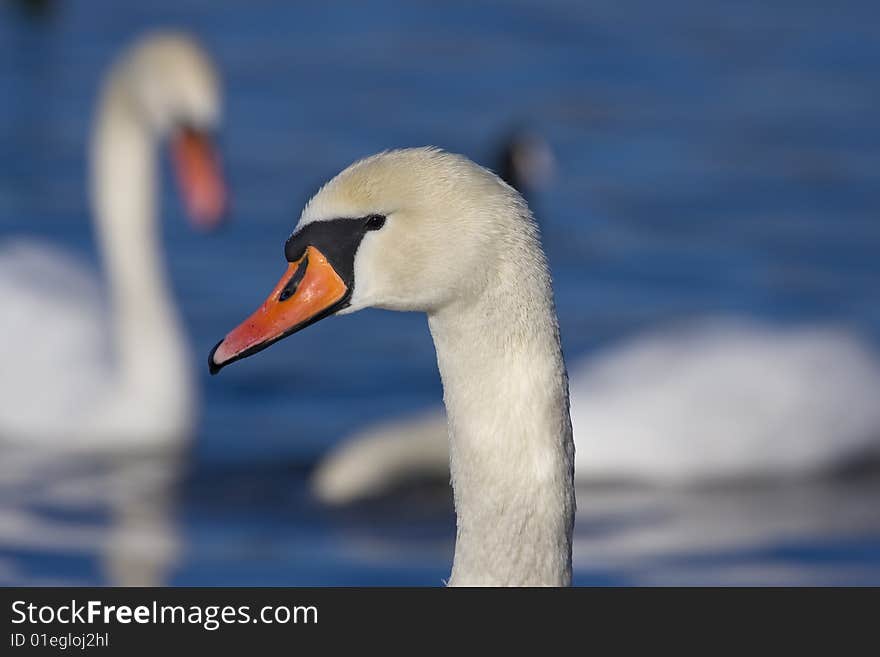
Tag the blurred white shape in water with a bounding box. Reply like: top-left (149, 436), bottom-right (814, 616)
top-left (313, 319), bottom-right (880, 503)
top-left (0, 32), bottom-right (222, 450)
top-left (0, 32), bottom-right (223, 585)
top-left (0, 241), bottom-right (111, 439)
top-left (570, 319), bottom-right (880, 482)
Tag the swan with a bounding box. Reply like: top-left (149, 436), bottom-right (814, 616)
top-left (210, 147), bottom-right (576, 586)
top-left (312, 318), bottom-right (880, 503)
top-left (0, 33), bottom-right (225, 451)
top-left (308, 135), bottom-right (880, 502)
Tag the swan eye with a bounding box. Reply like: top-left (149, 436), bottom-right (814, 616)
top-left (364, 214), bottom-right (386, 231)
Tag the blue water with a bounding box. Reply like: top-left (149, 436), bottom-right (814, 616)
top-left (1, 0), bottom-right (879, 585)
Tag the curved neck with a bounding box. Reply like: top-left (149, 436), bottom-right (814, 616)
top-left (89, 75), bottom-right (190, 397)
top-left (428, 225), bottom-right (575, 586)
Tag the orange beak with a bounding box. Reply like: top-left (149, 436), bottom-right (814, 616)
top-left (209, 246), bottom-right (349, 374)
top-left (171, 126), bottom-right (227, 229)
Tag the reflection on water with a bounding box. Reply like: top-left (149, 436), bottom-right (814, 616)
top-left (0, 452), bottom-right (182, 586)
top-left (2, 458), bottom-right (880, 585)
top-left (573, 477), bottom-right (880, 585)
top-left (1, 0), bottom-right (879, 585)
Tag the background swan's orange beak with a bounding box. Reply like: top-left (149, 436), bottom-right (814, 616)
top-left (209, 246), bottom-right (349, 374)
top-left (171, 127), bottom-right (227, 229)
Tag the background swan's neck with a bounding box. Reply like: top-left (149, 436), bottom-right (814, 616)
top-left (428, 223), bottom-right (575, 586)
top-left (89, 76), bottom-right (192, 417)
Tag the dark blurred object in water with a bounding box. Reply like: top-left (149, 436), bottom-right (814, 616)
top-left (495, 129), bottom-right (556, 202)
top-left (8, 0), bottom-right (55, 21)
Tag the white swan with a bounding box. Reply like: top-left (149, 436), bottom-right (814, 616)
top-left (312, 318), bottom-right (880, 503)
top-left (210, 148), bottom-right (576, 586)
top-left (0, 33), bottom-right (225, 451)
top-left (307, 133), bottom-right (880, 501)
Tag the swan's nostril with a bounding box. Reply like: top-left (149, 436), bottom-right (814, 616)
top-left (278, 252), bottom-right (309, 302)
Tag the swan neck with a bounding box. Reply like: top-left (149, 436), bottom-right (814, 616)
top-left (428, 232), bottom-right (575, 586)
top-left (90, 72), bottom-right (190, 393)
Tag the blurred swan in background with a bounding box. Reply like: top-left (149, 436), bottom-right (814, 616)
top-left (0, 32), bottom-right (225, 450)
top-left (313, 319), bottom-right (880, 503)
top-left (0, 32), bottom-right (225, 585)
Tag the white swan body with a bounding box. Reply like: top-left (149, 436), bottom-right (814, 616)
top-left (571, 319), bottom-right (880, 481)
top-left (313, 318), bottom-right (880, 502)
top-left (211, 148), bottom-right (575, 586)
top-left (0, 33), bottom-right (224, 451)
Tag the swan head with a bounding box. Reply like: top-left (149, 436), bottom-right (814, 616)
top-left (209, 147), bottom-right (532, 373)
top-left (114, 32), bottom-right (225, 227)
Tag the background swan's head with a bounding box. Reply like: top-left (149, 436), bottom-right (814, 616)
top-left (120, 32), bottom-right (220, 137)
top-left (210, 147), bottom-right (536, 373)
top-left (103, 32), bottom-right (225, 227)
